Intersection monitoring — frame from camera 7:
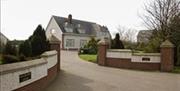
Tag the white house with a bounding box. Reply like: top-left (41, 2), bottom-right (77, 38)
top-left (46, 14), bottom-right (111, 50)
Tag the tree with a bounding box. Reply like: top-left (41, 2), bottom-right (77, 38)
top-left (4, 41), bottom-right (17, 55)
top-left (116, 25), bottom-right (138, 42)
top-left (142, 0), bottom-right (180, 40)
top-left (111, 33), bottom-right (124, 49)
top-left (142, 0), bottom-right (180, 65)
top-left (19, 40), bottom-right (32, 57)
top-left (29, 25), bottom-right (50, 56)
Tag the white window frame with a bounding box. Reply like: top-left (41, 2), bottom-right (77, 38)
top-left (66, 39), bottom-right (75, 47)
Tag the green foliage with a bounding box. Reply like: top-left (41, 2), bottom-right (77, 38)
top-left (79, 54), bottom-right (97, 63)
top-left (0, 43), bottom-right (5, 53)
top-left (80, 37), bottom-right (99, 54)
top-left (4, 41), bottom-right (17, 55)
top-left (144, 37), bottom-right (162, 53)
top-left (136, 42), bottom-right (146, 51)
top-left (172, 66), bottom-right (180, 73)
top-left (122, 41), bottom-right (137, 49)
top-left (19, 40), bottom-right (32, 57)
top-left (1, 55), bottom-right (20, 64)
top-left (29, 25), bottom-right (50, 56)
top-left (111, 33), bottom-right (124, 49)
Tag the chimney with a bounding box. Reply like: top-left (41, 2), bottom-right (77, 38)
top-left (68, 14), bottom-right (72, 24)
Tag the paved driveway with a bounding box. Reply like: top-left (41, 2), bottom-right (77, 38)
top-left (45, 50), bottom-right (180, 91)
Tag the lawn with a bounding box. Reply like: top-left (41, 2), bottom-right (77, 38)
top-left (79, 54), bottom-right (97, 63)
top-left (172, 66), bottom-right (180, 73)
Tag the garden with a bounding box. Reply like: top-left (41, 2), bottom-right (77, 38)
top-left (0, 25), bottom-right (50, 64)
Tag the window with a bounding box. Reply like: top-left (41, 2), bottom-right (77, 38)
top-left (80, 40), bottom-right (87, 48)
top-left (66, 39), bottom-right (75, 47)
top-left (64, 22), bottom-right (73, 32)
top-left (77, 24), bottom-right (85, 34)
top-left (65, 27), bottom-right (73, 32)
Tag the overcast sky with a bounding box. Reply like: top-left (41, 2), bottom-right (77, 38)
top-left (1, 0), bottom-right (150, 40)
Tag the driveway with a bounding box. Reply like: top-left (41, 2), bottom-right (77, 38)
top-left (45, 50), bottom-right (180, 91)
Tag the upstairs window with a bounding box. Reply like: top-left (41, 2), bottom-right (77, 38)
top-left (64, 22), bottom-right (73, 33)
top-left (77, 24), bottom-right (85, 34)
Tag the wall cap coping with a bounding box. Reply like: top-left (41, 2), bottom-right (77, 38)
top-left (160, 40), bottom-right (174, 48)
top-left (132, 53), bottom-right (160, 56)
top-left (0, 58), bottom-right (47, 75)
top-left (41, 50), bottom-right (57, 57)
top-left (107, 49), bottom-right (132, 53)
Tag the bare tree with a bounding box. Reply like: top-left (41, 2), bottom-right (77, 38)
top-left (142, 0), bottom-right (180, 40)
top-left (117, 25), bottom-right (138, 42)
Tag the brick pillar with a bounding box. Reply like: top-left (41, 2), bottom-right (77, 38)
top-left (49, 35), bottom-right (61, 72)
top-left (160, 40), bottom-right (174, 72)
top-left (97, 39), bottom-right (109, 66)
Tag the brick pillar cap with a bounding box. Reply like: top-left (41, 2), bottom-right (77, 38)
top-left (160, 40), bottom-right (174, 48)
top-left (48, 35), bottom-right (61, 43)
top-left (98, 38), bottom-right (108, 45)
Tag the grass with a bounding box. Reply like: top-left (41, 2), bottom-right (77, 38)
top-left (172, 66), bottom-right (180, 73)
top-left (79, 54), bottom-right (97, 63)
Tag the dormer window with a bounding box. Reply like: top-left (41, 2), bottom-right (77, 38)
top-left (77, 24), bottom-right (85, 34)
top-left (64, 22), bottom-right (73, 32)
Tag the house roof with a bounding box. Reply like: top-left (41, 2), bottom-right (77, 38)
top-left (52, 15), bottom-right (109, 35)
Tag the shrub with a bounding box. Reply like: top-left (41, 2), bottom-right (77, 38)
top-left (19, 40), bottom-right (32, 57)
top-left (111, 33), bottom-right (124, 49)
top-left (1, 55), bottom-right (20, 64)
top-left (79, 37), bottom-right (99, 54)
top-left (144, 37), bottom-right (162, 53)
top-left (4, 41), bottom-right (17, 55)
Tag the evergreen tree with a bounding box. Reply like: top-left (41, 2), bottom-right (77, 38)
top-left (112, 33), bottom-right (124, 49)
top-left (19, 40), bottom-right (32, 57)
top-left (29, 25), bottom-right (50, 56)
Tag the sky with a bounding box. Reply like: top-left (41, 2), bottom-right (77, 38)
top-left (1, 0), bottom-right (150, 40)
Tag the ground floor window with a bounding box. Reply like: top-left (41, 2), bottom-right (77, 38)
top-left (66, 39), bottom-right (75, 47)
top-left (80, 40), bottom-right (87, 48)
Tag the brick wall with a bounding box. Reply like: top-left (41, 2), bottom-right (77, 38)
top-left (97, 39), bottom-right (174, 72)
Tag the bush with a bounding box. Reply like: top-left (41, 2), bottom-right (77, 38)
top-left (111, 33), bottom-right (124, 49)
top-left (19, 40), bottom-right (32, 57)
top-left (1, 55), bottom-right (20, 64)
top-left (79, 37), bottom-right (99, 54)
top-left (144, 37), bottom-right (162, 53)
top-left (4, 41), bottom-right (17, 55)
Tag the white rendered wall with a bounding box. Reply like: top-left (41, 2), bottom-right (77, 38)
top-left (0, 50), bottom-right (57, 91)
top-left (106, 50), bottom-right (161, 63)
top-left (107, 49), bottom-right (132, 59)
top-left (132, 53), bottom-right (161, 63)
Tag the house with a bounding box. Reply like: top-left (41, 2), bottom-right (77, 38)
top-left (137, 30), bottom-right (153, 44)
top-left (46, 14), bottom-right (111, 50)
top-left (0, 32), bottom-right (9, 52)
